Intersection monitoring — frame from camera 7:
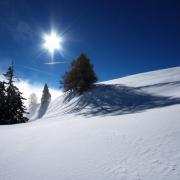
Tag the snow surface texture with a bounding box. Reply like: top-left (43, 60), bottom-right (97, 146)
top-left (0, 67), bottom-right (180, 180)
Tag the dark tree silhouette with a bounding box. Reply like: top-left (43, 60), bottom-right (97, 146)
top-left (38, 83), bottom-right (51, 118)
top-left (61, 53), bottom-right (97, 94)
top-left (0, 64), bottom-right (28, 124)
top-left (0, 81), bottom-right (6, 124)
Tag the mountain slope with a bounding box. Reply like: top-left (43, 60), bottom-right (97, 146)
top-left (44, 66), bottom-right (180, 118)
top-left (0, 67), bottom-right (180, 180)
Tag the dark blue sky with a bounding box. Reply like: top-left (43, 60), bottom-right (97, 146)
top-left (0, 0), bottom-right (179, 88)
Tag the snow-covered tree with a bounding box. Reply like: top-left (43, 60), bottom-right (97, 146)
top-left (28, 93), bottom-right (39, 119)
top-left (1, 64), bottom-right (28, 124)
top-left (28, 93), bottom-right (38, 107)
top-left (38, 83), bottom-right (51, 118)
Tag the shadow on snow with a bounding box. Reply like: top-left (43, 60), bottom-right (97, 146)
top-left (63, 83), bottom-right (180, 116)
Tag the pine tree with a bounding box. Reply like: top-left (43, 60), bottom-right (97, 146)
top-left (3, 63), bottom-right (28, 124)
top-left (61, 53), bottom-right (97, 94)
top-left (38, 84), bottom-right (51, 118)
top-left (0, 81), bottom-right (6, 124)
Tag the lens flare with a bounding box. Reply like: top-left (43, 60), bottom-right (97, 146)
top-left (43, 31), bottom-right (63, 56)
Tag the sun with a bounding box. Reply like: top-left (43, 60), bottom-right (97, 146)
top-left (43, 31), bottom-right (63, 55)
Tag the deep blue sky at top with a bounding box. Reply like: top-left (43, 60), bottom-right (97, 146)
top-left (0, 0), bottom-right (179, 88)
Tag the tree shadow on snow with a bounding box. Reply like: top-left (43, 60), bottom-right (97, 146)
top-left (63, 83), bottom-right (180, 116)
top-left (135, 80), bottom-right (180, 90)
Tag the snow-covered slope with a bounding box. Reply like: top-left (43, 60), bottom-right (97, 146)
top-left (0, 67), bottom-right (180, 180)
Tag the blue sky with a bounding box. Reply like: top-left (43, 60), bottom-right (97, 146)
top-left (0, 0), bottom-right (179, 88)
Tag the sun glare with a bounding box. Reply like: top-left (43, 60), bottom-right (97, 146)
top-left (43, 31), bottom-right (63, 55)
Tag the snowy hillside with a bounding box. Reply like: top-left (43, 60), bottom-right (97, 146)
top-left (0, 67), bottom-right (180, 180)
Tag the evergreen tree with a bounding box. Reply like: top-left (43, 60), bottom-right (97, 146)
top-left (28, 93), bottom-right (38, 119)
top-left (38, 84), bottom-right (51, 118)
top-left (61, 53), bottom-right (97, 94)
top-left (0, 81), bottom-right (6, 124)
top-left (2, 64), bottom-right (28, 124)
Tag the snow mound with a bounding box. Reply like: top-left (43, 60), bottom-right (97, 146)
top-left (43, 66), bottom-right (180, 119)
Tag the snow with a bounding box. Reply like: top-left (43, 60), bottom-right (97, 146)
top-left (0, 66), bottom-right (180, 180)
top-left (15, 80), bottom-right (62, 105)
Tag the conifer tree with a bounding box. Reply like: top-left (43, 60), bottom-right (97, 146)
top-left (2, 63), bottom-right (28, 124)
top-left (61, 53), bottom-right (97, 94)
top-left (28, 93), bottom-right (38, 119)
top-left (38, 83), bottom-right (51, 118)
top-left (0, 81), bottom-right (6, 124)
